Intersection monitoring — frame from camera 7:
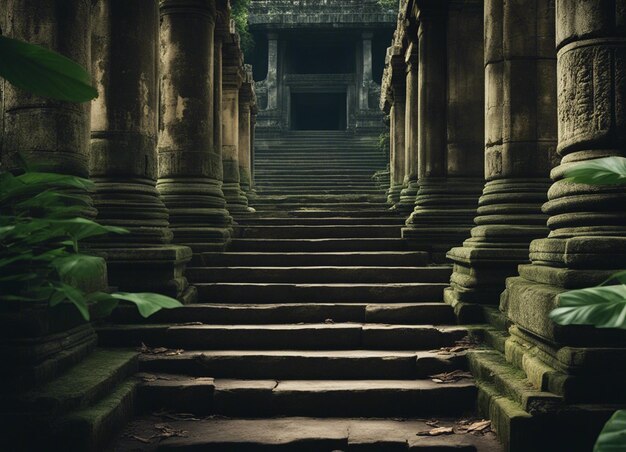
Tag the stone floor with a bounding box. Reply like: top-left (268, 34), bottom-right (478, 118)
top-left (103, 132), bottom-right (502, 451)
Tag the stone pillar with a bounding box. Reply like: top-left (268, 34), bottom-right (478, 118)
top-left (238, 66), bottom-right (254, 195)
top-left (398, 40), bottom-right (420, 213)
top-left (387, 47), bottom-right (406, 206)
top-left (402, 0), bottom-right (485, 262)
top-left (157, 0), bottom-right (232, 252)
top-left (250, 106), bottom-right (257, 195)
top-left (499, 0), bottom-right (626, 409)
top-left (89, 0), bottom-right (193, 300)
top-left (445, 0), bottom-right (557, 321)
top-left (360, 32), bottom-right (374, 110)
top-left (266, 32), bottom-right (279, 110)
top-left (222, 35), bottom-right (252, 214)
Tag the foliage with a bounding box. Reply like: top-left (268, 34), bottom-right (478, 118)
top-left (0, 35), bottom-right (97, 102)
top-left (0, 168), bottom-right (182, 321)
top-left (231, 0), bottom-right (255, 59)
top-left (562, 156), bottom-right (626, 186)
top-left (379, 131), bottom-right (390, 155)
top-left (377, 0), bottom-right (398, 12)
top-left (548, 156), bottom-right (626, 450)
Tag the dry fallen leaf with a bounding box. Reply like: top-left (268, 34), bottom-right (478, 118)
top-left (429, 370), bottom-right (473, 384)
top-left (425, 419), bottom-right (440, 427)
top-left (324, 318), bottom-right (335, 324)
top-left (417, 426), bottom-right (454, 436)
top-left (129, 435), bottom-right (151, 444)
top-left (467, 420), bottom-right (491, 433)
top-left (153, 423), bottom-right (188, 440)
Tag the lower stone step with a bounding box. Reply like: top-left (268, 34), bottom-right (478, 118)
top-left (196, 282), bottom-right (447, 303)
top-left (110, 302), bottom-right (456, 326)
top-left (187, 266), bottom-right (452, 284)
top-left (138, 350), bottom-right (467, 379)
top-left (140, 377), bottom-right (477, 417)
top-left (234, 216), bottom-right (407, 225)
top-left (197, 251), bottom-right (430, 267)
top-left (228, 238), bottom-right (423, 252)
top-left (114, 416), bottom-right (503, 451)
top-left (97, 323), bottom-right (468, 351)
top-left (237, 225), bottom-right (401, 239)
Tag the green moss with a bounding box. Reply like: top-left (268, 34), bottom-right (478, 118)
top-left (232, 0), bottom-right (255, 59)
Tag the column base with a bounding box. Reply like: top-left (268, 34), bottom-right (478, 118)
top-left (223, 182), bottom-right (254, 215)
top-left (387, 183), bottom-right (403, 205)
top-left (100, 245), bottom-right (195, 302)
top-left (396, 179), bottom-right (418, 213)
top-left (402, 177), bottom-right (483, 262)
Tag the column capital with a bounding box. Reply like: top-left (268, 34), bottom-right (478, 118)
top-left (159, 0), bottom-right (217, 20)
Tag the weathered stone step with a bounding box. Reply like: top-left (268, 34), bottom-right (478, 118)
top-left (196, 282), bottom-right (447, 303)
top-left (228, 238), bottom-right (422, 252)
top-left (234, 217), bottom-right (406, 225)
top-left (140, 377), bottom-right (477, 417)
top-left (251, 195), bottom-right (387, 204)
top-left (197, 251), bottom-right (428, 267)
top-left (138, 350), bottom-right (465, 379)
top-left (114, 416), bottom-right (502, 451)
top-left (255, 188), bottom-right (384, 194)
top-left (187, 266), bottom-right (451, 283)
top-left (237, 225), bottom-right (400, 239)
top-left (110, 302), bottom-right (455, 325)
top-left (277, 209), bottom-right (401, 218)
top-left (255, 169), bottom-right (378, 176)
top-left (98, 323), bottom-right (468, 350)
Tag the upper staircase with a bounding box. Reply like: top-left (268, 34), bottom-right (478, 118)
top-left (104, 131), bottom-right (502, 451)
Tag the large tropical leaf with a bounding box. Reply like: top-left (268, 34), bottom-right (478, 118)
top-left (52, 254), bottom-right (105, 287)
top-left (110, 292), bottom-right (183, 318)
top-left (0, 35), bottom-right (97, 102)
top-left (563, 156), bottom-right (626, 186)
top-left (550, 285), bottom-right (626, 329)
top-left (594, 410), bottom-right (626, 452)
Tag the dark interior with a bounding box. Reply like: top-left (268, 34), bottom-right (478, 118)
top-left (290, 93), bottom-right (347, 130)
top-left (286, 40), bottom-right (355, 74)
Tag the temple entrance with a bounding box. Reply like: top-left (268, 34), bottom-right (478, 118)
top-left (290, 92), bottom-right (347, 130)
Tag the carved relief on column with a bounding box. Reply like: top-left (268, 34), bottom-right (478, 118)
top-left (157, 0), bottom-right (232, 252)
top-left (499, 0), bottom-right (626, 407)
top-left (401, 0), bottom-right (485, 262)
top-left (444, 0), bottom-right (557, 321)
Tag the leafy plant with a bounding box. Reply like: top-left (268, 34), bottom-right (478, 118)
top-left (231, 0), bottom-right (255, 59)
top-left (0, 168), bottom-right (182, 321)
top-left (548, 155), bottom-right (626, 450)
top-left (379, 131), bottom-right (390, 154)
top-left (377, 0), bottom-right (398, 12)
top-left (0, 35), bottom-right (97, 102)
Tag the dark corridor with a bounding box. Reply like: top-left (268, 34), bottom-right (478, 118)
top-left (290, 93), bottom-right (347, 130)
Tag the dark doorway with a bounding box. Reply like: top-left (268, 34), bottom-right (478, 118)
top-left (290, 93), bottom-right (347, 130)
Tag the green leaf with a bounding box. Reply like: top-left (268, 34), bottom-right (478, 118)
top-left (52, 254), bottom-right (104, 287)
top-left (594, 410), bottom-right (626, 452)
top-left (0, 35), bottom-right (98, 102)
top-left (110, 292), bottom-right (182, 318)
top-left (563, 156), bottom-right (626, 186)
top-left (550, 285), bottom-right (626, 329)
top-left (87, 292), bottom-right (120, 319)
top-left (50, 282), bottom-right (90, 321)
top-left (602, 271), bottom-right (626, 286)
top-left (48, 218), bottom-right (128, 242)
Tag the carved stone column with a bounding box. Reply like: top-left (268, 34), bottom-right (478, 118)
top-left (398, 40), bottom-right (419, 213)
top-left (90, 0), bottom-right (193, 300)
top-left (266, 32), bottom-right (279, 111)
top-left (499, 0), bottom-right (626, 407)
top-left (360, 32), bottom-right (374, 110)
top-left (444, 0), bottom-right (557, 321)
top-left (157, 0), bottom-right (232, 252)
top-left (402, 0), bottom-right (484, 262)
top-left (238, 65), bottom-right (254, 196)
top-left (222, 33), bottom-right (252, 214)
top-left (387, 47), bottom-right (406, 206)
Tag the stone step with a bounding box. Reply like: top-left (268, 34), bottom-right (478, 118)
top-left (254, 188), bottom-right (384, 194)
top-left (187, 266), bottom-right (451, 283)
top-left (110, 302), bottom-right (456, 325)
top-left (254, 169), bottom-right (378, 176)
top-left (274, 209), bottom-right (400, 218)
top-left (197, 251), bottom-right (428, 267)
top-left (114, 416), bottom-right (502, 451)
top-left (250, 196), bottom-right (387, 204)
top-left (138, 350), bottom-right (467, 379)
top-left (228, 238), bottom-right (422, 252)
top-left (196, 282), bottom-right (447, 303)
top-left (237, 225), bottom-right (401, 239)
top-left (97, 323), bottom-right (468, 350)
top-left (252, 203), bottom-right (391, 212)
top-left (234, 217), bottom-right (407, 225)
top-left (140, 377), bottom-right (477, 417)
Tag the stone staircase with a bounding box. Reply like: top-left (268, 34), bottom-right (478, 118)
top-left (105, 131), bottom-right (502, 451)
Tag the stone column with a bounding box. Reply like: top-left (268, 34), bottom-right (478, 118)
top-left (499, 0), bottom-right (626, 408)
top-left (266, 32), bottom-right (279, 110)
top-left (445, 0), bottom-right (557, 321)
top-left (238, 66), bottom-right (254, 195)
top-left (387, 47), bottom-right (406, 206)
top-left (398, 40), bottom-right (420, 213)
top-left (157, 0), bottom-right (232, 252)
top-left (402, 0), bottom-right (484, 262)
top-left (250, 106), bottom-right (257, 195)
top-left (360, 32), bottom-right (374, 110)
top-left (222, 36), bottom-right (252, 214)
top-left (89, 0), bottom-right (193, 300)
